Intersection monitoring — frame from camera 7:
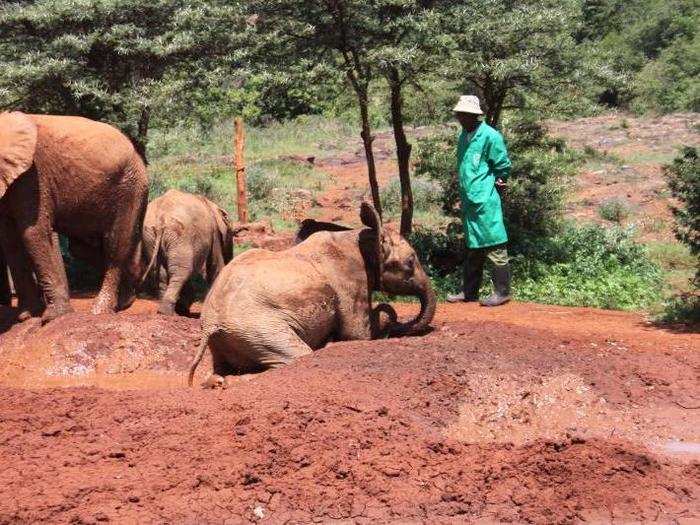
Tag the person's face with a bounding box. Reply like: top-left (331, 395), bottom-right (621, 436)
top-left (455, 112), bottom-right (479, 131)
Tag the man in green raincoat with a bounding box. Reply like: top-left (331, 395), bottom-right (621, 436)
top-left (447, 95), bottom-right (512, 306)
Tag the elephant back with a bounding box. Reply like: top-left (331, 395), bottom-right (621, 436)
top-left (29, 115), bottom-right (136, 175)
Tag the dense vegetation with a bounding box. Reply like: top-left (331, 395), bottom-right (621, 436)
top-left (662, 147), bottom-right (700, 322)
top-left (0, 0), bottom-right (697, 315)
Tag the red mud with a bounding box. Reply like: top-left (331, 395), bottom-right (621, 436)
top-left (0, 298), bottom-right (698, 523)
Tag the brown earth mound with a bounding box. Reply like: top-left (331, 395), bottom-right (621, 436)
top-left (0, 300), bottom-right (698, 523)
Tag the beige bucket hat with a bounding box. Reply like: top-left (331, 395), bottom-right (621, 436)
top-left (453, 95), bottom-right (483, 115)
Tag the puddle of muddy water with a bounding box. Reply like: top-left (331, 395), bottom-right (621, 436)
top-left (446, 372), bottom-right (700, 455)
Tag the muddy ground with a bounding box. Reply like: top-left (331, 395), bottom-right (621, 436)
top-left (0, 298), bottom-right (698, 524)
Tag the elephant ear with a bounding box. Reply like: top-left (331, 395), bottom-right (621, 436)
top-left (358, 202), bottom-right (386, 290)
top-left (0, 112), bottom-right (37, 200)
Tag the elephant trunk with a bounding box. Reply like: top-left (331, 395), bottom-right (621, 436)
top-left (388, 281), bottom-right (437, 337)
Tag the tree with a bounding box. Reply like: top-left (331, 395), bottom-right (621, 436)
top-left (0, 0), bottom-right (238, 159)
top-left (244, 0), bottom-right (384, 217)
top-left (245, 1), bottom-right (444, 234)
top-left (666, 147), bottom-right (700, 285)
top-left (442, 0), bottom-right (589, 126)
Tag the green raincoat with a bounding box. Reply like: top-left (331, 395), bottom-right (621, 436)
top-left (457, 122), bottom-right (512, 248)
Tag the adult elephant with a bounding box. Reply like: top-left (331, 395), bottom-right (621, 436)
top-left (0, 112), bottom-right (148, 324)
top-left (141, 189), bottom-right (235, 316)
top-left (188, 203), bottom-right (436, 387)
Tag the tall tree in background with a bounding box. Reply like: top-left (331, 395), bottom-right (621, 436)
top-left (0, 0), bottom-right (238, 159)
top-left (372, 4), bottom-right (443, 235)
top-left (245, 0), bottom-right (443, 234)
top-left (443, 0), bottom-right (587, 127)
top-left (245, 0), bottom-right (383, 217)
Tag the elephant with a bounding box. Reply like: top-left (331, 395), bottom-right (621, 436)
top-left (0, 112), bottom-right (148, 324)
top-left (188, 202), bottom-right (436, 387)
top-left (0, 248), bottom-right (10, 307)
top-left (141, 189), bottom-right (235, 316)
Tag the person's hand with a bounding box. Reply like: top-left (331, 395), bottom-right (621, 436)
top-left (495, 178), bottom-right (507, 189)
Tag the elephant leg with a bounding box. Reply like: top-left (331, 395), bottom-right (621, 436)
top-left (0, 217), bottom-right (44, 321)
top-left (175, 280), bottom-right (195, 316)
top-left (250, 322), bottom-right (314, 370)
top-left (92, 191), bottom-right (144, 315)
top-left (158, 252), bottom-right (194, 316)
top-left (16, 221), bottom-right (70, 323)
top-left (52, 233), bottom-right (70, 304)
top-left (205, 237), bottom-right (226, 287)
top-left (0, 248), bottom-right (10, 307)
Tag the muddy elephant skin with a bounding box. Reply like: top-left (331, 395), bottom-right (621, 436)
top-left (189, 203), bottom-right (437, 386)
top-left (0, 221), bottom-right (66, 322)
top-left (141, 189), bottom-right (235, 316)
top-left (0, 112), bottom-right (148, 324)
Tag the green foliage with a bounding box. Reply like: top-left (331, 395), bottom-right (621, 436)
top-left (598, 197), bottom-right (632, 223)
top-left (379, 176), bottom-right (443, 218)
top-left (0, 0), bottom-right (239, 150)
top-left (633, 32), bottom-right (700, 114)
top-left (583, 0), bottom-right (699, 112)
top-left (512, 224), bottom-right (663, 310)
top-left (665, 146), bottom-right (700, 284)
top-left (658, 295), bottom-right (700, 325)
top-left (412, 223), bottom-right (663, 310)
top-left (441, 0), bottom-right (603, 124)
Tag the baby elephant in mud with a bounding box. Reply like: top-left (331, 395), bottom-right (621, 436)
top-left (188, 203), bottom-right (436, 387)
top-left (141, 189), bottom-right (235, 316)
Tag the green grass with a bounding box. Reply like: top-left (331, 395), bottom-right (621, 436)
top-left (147, 116), bottom-right (345, 230)
top-left (148, 115), bottom-right (356, 163)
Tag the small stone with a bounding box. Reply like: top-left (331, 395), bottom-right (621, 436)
top-left (127, 495), bottom-right (140, 503)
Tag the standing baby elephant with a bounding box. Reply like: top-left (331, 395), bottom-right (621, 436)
top-left (141, 189), bottom-right (235, 316)
top-left (0, 112), bottom-right (148, 324)
top-left (189, 202), bottom-right (436, 387)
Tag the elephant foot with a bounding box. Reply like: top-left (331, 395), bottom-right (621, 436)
top-left (157, 302), bottom-right (176, 316)
top-left (202, 374), bottom-right (225, 389)
top-left (41, 302), bottom-right (74, 325)
top-left (175, 303), bottom-right (191, 317)
top-left (91, 295), bottom-right (117, 315)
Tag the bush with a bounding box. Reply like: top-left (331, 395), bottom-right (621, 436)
top-left (598, 197), bottom-right (632, 222)
top-left (411, 222), bottom-right (663, 310)
top-left (380, 176), bottom-right (443, 217)
top-left (512, 224), bottom-right (662, 310)
top-left (665, 146), bottom-right (700, 283)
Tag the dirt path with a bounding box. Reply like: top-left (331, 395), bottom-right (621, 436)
top-left (0, 299), bottom-right (698, 523)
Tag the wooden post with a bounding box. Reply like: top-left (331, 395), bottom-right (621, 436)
top-left (234, 117), bottom-right (248, 223)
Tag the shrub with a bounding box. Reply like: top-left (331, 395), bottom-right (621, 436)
top-left (665, 146), bottom-right (699, 282)
top-left (412, 222), bottom-right (663, 310)
top-left (380, 176), bottom-right (443, 217)
top-left (598, 197), bottom-right (632, 222)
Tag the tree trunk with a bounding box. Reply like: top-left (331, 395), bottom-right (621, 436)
top-left (388, 70), bottom-right (413, 237)
top-left (135, 106), bottom-right (150, 163)
top-left (356, 88), bottom-right (382, 218)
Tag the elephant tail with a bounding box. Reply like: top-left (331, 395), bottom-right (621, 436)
top-left (139, 227), bottom-right (163, 288)
top-left (188, 335), bottom-right (210, 387)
